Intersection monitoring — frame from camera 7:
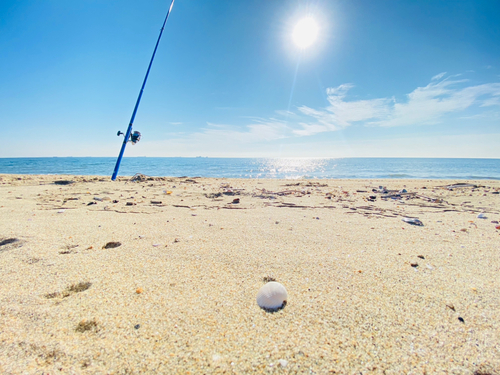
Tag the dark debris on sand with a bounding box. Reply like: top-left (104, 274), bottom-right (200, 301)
top-left (45, 282), bottom-right (92, 299)
top-left (102, 241), bottom-right (121, 249)
top-left (0, 237), bottom-right (24, 252)
top-left (75, 319), bottom-right (100, 333)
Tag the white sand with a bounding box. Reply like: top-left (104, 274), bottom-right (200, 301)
top-left (0, 174), bottom-right (499, 374)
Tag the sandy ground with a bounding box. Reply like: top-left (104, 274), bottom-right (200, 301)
top-left (0, 174), bottom-right (499, 374)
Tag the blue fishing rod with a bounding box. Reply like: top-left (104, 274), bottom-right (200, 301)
top-left (111, 0), bottom-right (175, 181)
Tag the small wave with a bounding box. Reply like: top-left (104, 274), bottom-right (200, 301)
top-left (387, 174), bottom-right (412, 178)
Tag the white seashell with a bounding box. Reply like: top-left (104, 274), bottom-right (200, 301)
top-left (257, 282), bottom-right (288, 310)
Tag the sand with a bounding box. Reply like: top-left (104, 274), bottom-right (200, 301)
top-left (0, 174), bottom-right (499, 374)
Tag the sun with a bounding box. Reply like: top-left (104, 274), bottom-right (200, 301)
top-left (292, 17), bottom-right (319, 49)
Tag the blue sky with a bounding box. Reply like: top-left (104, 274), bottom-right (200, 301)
top-left (1, 0), bottom-right (499, 158)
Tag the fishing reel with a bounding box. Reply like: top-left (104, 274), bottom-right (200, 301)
top-left (117, 130), bottom-right (142, 145)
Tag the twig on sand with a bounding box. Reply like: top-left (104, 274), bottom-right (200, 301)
top-left (438, 183), bottom-right (478, 189)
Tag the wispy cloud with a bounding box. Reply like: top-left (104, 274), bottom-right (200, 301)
top-left (293, 73), bottom-right (500, 134)
top-left (275, 109), bottom-right (297, 117)
top-left (164, 73), bottom-right (500, 147)
top-left (431, 72), bottom-right (447, 81)
top-left (295, 83), bottom-right (392, 135)
top-left (197, 119), bottom-right (290, 143)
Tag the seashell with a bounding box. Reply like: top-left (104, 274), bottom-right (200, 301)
top-left (257, 282), bottom-right (287, 311)
top-left (477, 213), bottom-right (487, 219)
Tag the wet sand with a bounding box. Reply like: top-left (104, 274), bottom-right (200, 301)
top-left (1, 174), bottom-right (499, 374)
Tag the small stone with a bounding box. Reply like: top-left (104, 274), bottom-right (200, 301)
top-left (278, 359), bottom-right (288, 368)
top-left (134, 324), bottom-right (140, 329)
top-left (102, 242), bottom-right (121, 249)
top-left (136, 288), bottom-right (143, 294)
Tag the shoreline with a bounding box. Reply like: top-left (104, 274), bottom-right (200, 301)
top-left (1, 175), bottom-right (499, 373)
top-left (2, 172), bottom-right (500, 181)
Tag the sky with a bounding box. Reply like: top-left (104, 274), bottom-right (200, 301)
top-left (1, 0), bottom-right (500, 158)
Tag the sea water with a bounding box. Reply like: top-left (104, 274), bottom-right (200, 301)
top-left (0, 157), bottom-right (499, 180)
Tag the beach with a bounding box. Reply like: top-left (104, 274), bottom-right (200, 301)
top-left (1, 174), bottom-right (499, 374)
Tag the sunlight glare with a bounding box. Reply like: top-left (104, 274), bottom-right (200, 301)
top-left (292, 17), bottom-right (319, 49)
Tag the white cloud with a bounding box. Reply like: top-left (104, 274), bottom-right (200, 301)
top-left (377, 79), bottom-right (500, 127)
top-left (294, 84), bottom-right (392, 135)
top-left (275, 110), bottom-right (297, 117)
top-left (197, 119), bottom-right (290, 143)
top-left (432, 72), bottom-right (447, 81)
top-left (141, 73), bottom-right (500, 157)
top-left (293, 73), bottom-right (500, 133)
top-left (292, 123), bottom-right (329, 136)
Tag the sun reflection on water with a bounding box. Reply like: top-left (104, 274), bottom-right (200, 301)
top-left (255, 158), bottom-right (334, 179)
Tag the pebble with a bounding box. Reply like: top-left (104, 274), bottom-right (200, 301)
top-left (102, 242), bottom-right (121, 249)
top-left (278, 359), bottom-right (288, 367)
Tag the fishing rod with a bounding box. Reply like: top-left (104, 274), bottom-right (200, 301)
top-left (111, 0), bottom-right (175, 181)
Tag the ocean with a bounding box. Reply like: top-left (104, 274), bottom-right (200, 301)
top-left (0, 157), bottom-right (499, 180)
